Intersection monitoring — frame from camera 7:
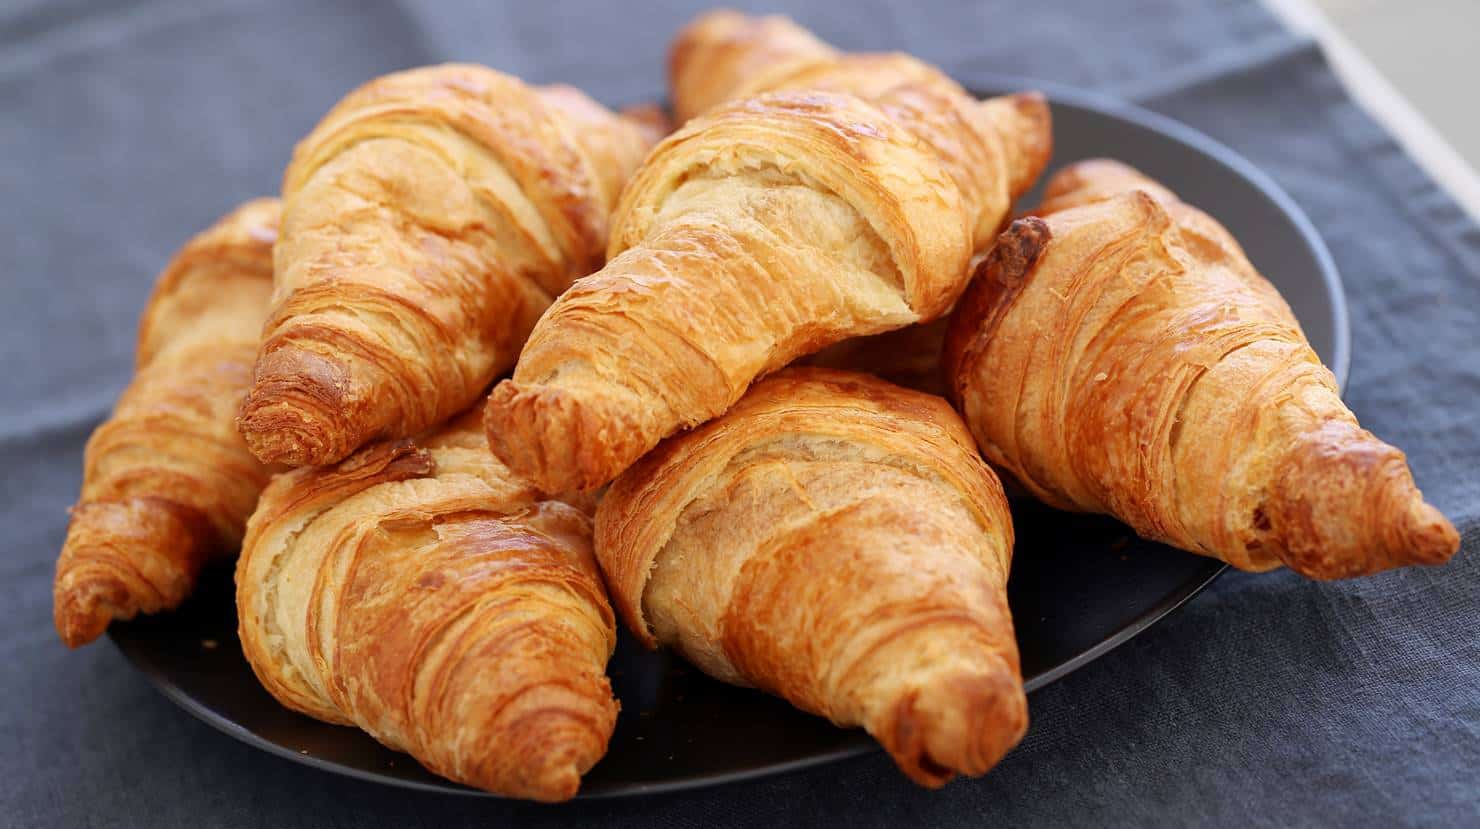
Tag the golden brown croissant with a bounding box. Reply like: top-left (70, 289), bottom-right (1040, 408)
top-left (596, 367), bottom-right (1025, 787)
top-left (235, 412), bottom-right (617, 801)
top-left (944, 159), bottom-right (1459, 579)
top-left (237, 64), bottom-right (657, 468)
top-left (53, 199), bottom-right (278, 648)
top-left (485, 17), bottom-right (1052, 493)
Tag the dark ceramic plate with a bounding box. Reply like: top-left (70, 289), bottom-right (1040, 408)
top-left (109, 79), bottom-right (1349, 799)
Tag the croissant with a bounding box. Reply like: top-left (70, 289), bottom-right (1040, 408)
top-left (235, 412), bottom-right (617, 801)
top-left (485, 15), bottom-right (1052, 492)
top-left (237, 64), bottom-right (658, 467)
top-left (944, 160), bottom-right (1459, 579)
top-left (53, 199), bottom-right (278, 648)
top-left (595, 367), bottom-right (1025, 787)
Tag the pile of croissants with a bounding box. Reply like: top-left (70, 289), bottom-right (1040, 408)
top-left (52, 10), bottom-right (1458, 802)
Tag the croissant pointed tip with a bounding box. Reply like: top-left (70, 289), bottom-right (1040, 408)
top-left (475, 696), bottom-right (615, 801)
top-left (877, 664), bottom-right (1028, 787)
top-left (522, 758), bottom-right (583, 803)
top-left (54, 500), bottom-right (209, 646)
top-left (1400, 499), bottom-right (1461, 567)
top-left (53, 587), bottom-right (112, 648)
top-left (485, 379), bottom-right (640, 494)
top-left (53, 566), bottom-right (153, 647)
top-left (238, 406), bottom-right (333, 467)
top-left (238, 345), bottom-right (367, 466)
top-left (990, 218), bottom-right (1052, 286)
top-left (1269, 421), bottom-right (1461, 579)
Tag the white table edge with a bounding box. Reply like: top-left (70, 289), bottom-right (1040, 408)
top-left (1263, 0), bottom-right (1480, 225)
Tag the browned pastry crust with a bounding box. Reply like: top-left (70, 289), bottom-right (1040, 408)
top-left (595, 367), bottom-right (1025, 787)
top-left (944, 159), bottom-right (1459, 579)
top-left (484, 14), bottom-right (1052, 493)
top-left (237, 64), bottom-right (657, 468)
top-left (235, 412), bottom-right (617, 801)
top-left (53, 199), bottom-right (278, 647)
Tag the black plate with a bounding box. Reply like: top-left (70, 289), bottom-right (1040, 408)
top-left (109, 79), bottom-right (1350, 799)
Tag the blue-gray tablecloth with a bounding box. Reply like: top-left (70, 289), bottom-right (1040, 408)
top-left (3, 1), bottom-right (1477, 826)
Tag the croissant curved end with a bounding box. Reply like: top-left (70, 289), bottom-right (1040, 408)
top-left (238, 345), bottom-right (365, 467)
top-left (238, 406), bottom-right (333, 467)
top-left (522, 758), bottom-right (581, 804)
top-left (484, 379), bottom-right (646, 493)
top-left (986, 216), bottom-right (1052, 286)
top-left (1399, 499), bottom-right (1463, 564)
top-left (504, 706), bottom-right (614, 802)
top-left (54, 499), bottom-right (207, 647)
top-left (1267, 420), bottom-right (1460, 579)
top-left (876, 663), bottom-right (1029, 788)
top-left (1277, 483), bottom-right (1459, 580)
top-left (943, 216), bottom-right (1052, 406)
top-left (54, 570), bottom-right (129, 648)
top-left (452, 680), bottom-right (615, 805)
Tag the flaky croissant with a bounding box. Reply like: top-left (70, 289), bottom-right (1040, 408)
top-left (53, 199), bottom-right (278, 647)
top-left (944, 160), bottom-right (1459, 579)
top-left (485, 15), bottom-right (1052, 493)
top-left (237, 64), bottom-right (658, 467)
top-left (596, 367), bottom-right (1025, 787)
top-left (235, 412), bottom-right (617, 801)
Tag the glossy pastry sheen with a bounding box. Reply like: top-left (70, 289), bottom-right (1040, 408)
top-left (53, 199), bottom-right (278, 647)
top-left (235, 413), bottom-right (617, 801)
top-left (596, 367), bottom-right (1025, 787)
top-left (945, 160), bottom-right (1459, 579)
top-left (485, 13), bottom-right (1051, 493)
top-left (237, 64), bottom-right (658, 467)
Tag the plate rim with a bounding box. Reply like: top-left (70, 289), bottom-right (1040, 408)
top-left (110, 76), bottom-right (1350, 800)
